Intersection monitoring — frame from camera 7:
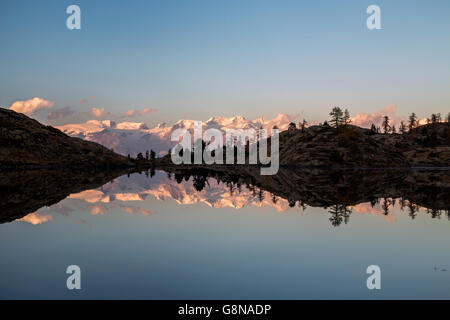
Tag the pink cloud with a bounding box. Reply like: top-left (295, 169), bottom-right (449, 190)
top-left (141, 107), bottom-right (156, 114)
top-left (91, 107), bottom-right (109, 118)
top-left (90, 204), bottom-right (107, 216)
top-left (9, 97), bottom-right (54, 115)
top-left (77, 98), bottom-right (88, 103)
top-left (351, 105), bottom-right (404, 129)
top-left (125, 108), bottom-right (157, 117)
top-left (17, 212), bottom-right (53, 225)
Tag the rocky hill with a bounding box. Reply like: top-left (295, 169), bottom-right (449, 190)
top-left (157, 122), bottom-right (449, 168)
top-left (0, 168), bottom-right (129, 223)
top-left (277, 123), bottom-right (449, 167)
top-left (0, 107), bottom-right (131, 170)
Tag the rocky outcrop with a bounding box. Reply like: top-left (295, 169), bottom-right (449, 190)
top-left (158, 122), bottom-right (449, 168)
top-left (277, 125), bottom-right (408, 167)
top-left (161, 166), bottom-right (450, 211)
top-left (0, 169), bottom-right (131, 223)
top-left (0, 108), bottom-right (131, 170)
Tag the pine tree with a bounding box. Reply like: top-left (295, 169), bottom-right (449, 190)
top-left (431, 114), bottom-right (438, 123)
top-left (329, 107), bottom-right (344, 128)
top-left (343, 109), bottom-right (351, 126)
top-left (300, 119), bottom-right (308, 132)
top-left (382, 116), bottom-right (391, 134)
top-left (150, 149), bottom-right (156, 161)
top-left (391, 125), bottom-right (397, 134)
top-left (408, 113), bottom-right (418, 132)
top-left (400, 121), bottom-right (407, 134)
top-left (370, 123), bottom-right (377, 134)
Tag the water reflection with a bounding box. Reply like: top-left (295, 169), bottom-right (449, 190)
top-left (2, 168), bottom-right (450, 299)
top-left (3, 167), bottom-right (449, 227)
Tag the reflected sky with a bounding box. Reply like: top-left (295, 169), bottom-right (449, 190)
top-left (1, 170), bottom-right (449, 299)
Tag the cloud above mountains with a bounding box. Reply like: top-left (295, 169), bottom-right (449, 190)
top-left (9, 97), bottom-right (54, 115)
top-left (91, 107), bottom-right (109, 118)
top-left (7, 98), bottom-right (415, 137)
top-left (351, 105), bottom-right (405, 129)
top-left (91, 107), bottom-right (157, 120)
top-left (125, 108), bottom-right (157, 117)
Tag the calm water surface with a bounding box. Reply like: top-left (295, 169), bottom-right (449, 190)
top-left (1, 170), bottom-right (449, 299)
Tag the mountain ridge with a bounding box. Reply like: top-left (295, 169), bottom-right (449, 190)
top-left (0, 107), bottom-right (131, 170)
top-left (56, 113), bottom-right (301, 156)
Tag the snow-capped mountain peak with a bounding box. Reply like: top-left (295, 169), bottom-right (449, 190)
top-left (56, 113), bottom-right (300, 156)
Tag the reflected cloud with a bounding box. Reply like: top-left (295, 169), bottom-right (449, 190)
top-left (18, 212), bottom-right (53, 225)
top-left (90, 204), bottom-right (107, 216)
top-left (68, 190), bottom-right (107, 203)
top-left (4, 167), bottom-right (450, 227)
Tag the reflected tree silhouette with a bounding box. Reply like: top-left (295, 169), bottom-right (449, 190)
top-left (328, 204), bottom-right (352, 227)
top-left (2, 167), bottom-right (449, 226)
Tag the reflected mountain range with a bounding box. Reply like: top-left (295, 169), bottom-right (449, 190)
top-left (1, 166), bottom-right (449, 226)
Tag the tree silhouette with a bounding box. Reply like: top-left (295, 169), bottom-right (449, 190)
top-left (399, 121), bottom-right (407, 134)
top-left (342, 206), bottom-right (352, 224)
top-left (145, 150), bottom-right (149, 160)
top-left (150, 149), bottom-right (156, 161)
top-left (428, 208), bottom-right (441, 219)
top-left (175, 173), bottom-right (184, 184)
top-left (382, 198), bottom-right (390, 215)
top-left (288, 198), bottom-right (296, 207)
top-left (382, 116), bottom-right (391, 134)
top-left (391, 125), bottom-right (397, 134)
top-left (370, 123), bottom-right (377, 134)
top-left (329, 205), bottom-right (344, 227)
top-left (328, 204), bottom-right (351, 227)
top-left (136, 152), bottom-right (144, 160)
top-left (343, 109), bottom-right (351, 126)
top-left (300, 119), bottom-right (308, 132)
top-left (400, 198), bottom-right (406, 210)
top-left (408, 113), bottom-right (418, 132)
top-left (431, 114), bottom-right (438, 123)
top-left (258, 189), bottom-right (265, 202)
top-left (288, 122), bottom-right (296, 131)
top-left (407, 201), bottom-right (417, 219)
top-left (329, 107), bottom-right (344, 128)
top-left (193, 174), bottom-right (207, 191)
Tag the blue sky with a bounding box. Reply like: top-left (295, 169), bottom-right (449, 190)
top-left (0, 0), bottom-right (449, 125)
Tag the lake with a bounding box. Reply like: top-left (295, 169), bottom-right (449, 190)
top-left (0, 168), bottom-right (449, 299)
